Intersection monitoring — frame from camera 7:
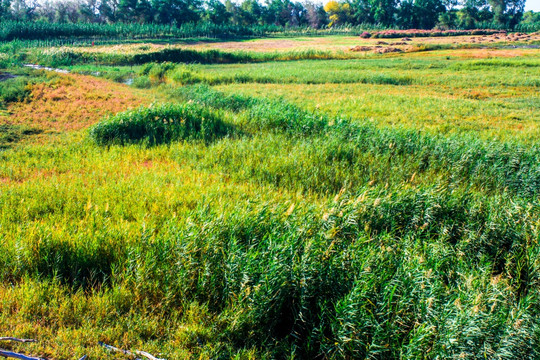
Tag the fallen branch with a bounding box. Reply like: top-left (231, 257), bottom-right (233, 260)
top-left (99, 342), bottom-right (165, 360)
top-left (0, 339), bottom-right (85, 360)
top-left (0, 349), bottom-right (46, 360)
top-left (0, 339), bottom-right (36, 344)
top-left (132, 351), bottom-right (162, 360)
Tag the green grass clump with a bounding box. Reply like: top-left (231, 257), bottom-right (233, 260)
top-left (132, 75), bottom-right (153, 88)
top-left (141, 62), bottom-right (177, 81)
top-left (89, 103), bottom-right (231, 146)
top-left (0, 77), bottom-right (31, 107)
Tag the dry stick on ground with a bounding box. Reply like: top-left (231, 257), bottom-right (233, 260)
top-left (0, 339), bottom-right (36, 344)
top-left (0, 338), bottom-right (85, 360)
top-left (99, 342), bottom-right (165, 360)
top-left (0, 338), bottom-right (44, 360)
top-left (0, 349), bottom-right (46, 360)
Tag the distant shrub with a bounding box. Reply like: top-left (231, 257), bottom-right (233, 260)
top-left (90, 103), bottom-right (230, 146)
top-left (359, 31), bottom-right (371, 38)
top-left (148, 62), bottom-right (176, 80)
top-left (139, 63), bottom-right (154, 76)
top-left (0, 77), bottom-right (31, 106)
top-left (170, 66), bottom-right (204, 85)
top-left (106, 71), bottom-right (130, 83)
top-left (132, 76), bottom-right (152, 88)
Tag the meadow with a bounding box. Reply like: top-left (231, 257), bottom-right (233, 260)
top-left (1, 34), bottom-right (540, 359)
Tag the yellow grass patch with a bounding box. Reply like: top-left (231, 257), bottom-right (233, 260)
top-left (215, 82), bottom-right (540, 140)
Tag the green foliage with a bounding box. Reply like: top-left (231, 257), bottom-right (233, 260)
top-left (0, 21), bottom-right (288, 42)
top-left (147, 62), bottom-right (177, 80)
top-left (0, 77), bottom-right (30, 106)
top-left (89, 103), bottom-right (231, 146)
top-left (132, 75), bottom-right (153, 88)
top-left (170, 65), bottom-right (204, 84)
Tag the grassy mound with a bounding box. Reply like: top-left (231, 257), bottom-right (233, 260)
top-left (90, 103), bottom-right (230, 146)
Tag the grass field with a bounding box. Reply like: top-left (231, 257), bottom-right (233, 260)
top-left (1, 34), bottom-right (540, 359)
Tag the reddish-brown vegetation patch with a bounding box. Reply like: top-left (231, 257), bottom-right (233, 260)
top-left (350, 45), bottom-right (372, 52)
top-left (350, 45), bottom-right (405, 53)
top-left (375, 47), bottom-right (403, 54)
top-left (0, 73), bottom-right (149, 132)
top-left (369, 29), bottom-right (505, 39)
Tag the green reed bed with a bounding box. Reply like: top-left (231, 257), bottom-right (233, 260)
top-left (2, 54), bottom-right (540, 359)
top-left (1, 152), bottom-right (539, 358)
top-left (185, 57), bottom-right (540, 87)
top-left (164, 85), bottom-right (540, 199)
top-left (27, 47), bottom-right (355, 68)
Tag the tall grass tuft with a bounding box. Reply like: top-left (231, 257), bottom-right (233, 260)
top-left (89, 103), bottom-right (231, 146)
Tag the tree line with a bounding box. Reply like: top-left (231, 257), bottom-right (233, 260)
top-left (0, 0), bottom-right (537, 31)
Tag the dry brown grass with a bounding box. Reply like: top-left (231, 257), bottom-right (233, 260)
top-left (0, 73), bottom-right (150, 132)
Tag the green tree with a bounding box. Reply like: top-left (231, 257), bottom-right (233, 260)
top-left (263, 0), bottom-right (305, 26)
top-left (0, 0), bottom-right (11, 19)
top-left (240, 0), bottom-right (263, 24)
top-left (118, 0), bottom-right (139, 21)
top-left (520, 10), bottom-right (540, 25)
top-left (99, 0), bottom-right (121, 22)
top-left (305, 1), bottom-right (328, 28)
top-left (10, 0), bottom-right (39, 20)
top-left (397, 0), bottom-right (444, 28)
top-left (349, 0), bottom-right (396, 26)
top-left (151, 0), bottom-right (200, 24)
top-left (415, 0), bottom-right (445, 28)
top-left (397, 0), bottom-right (416, 27)
top-left (371, 0), bottom-right (398, 25)
top-left (205, 0), bottom-right (230, 24)
top-left (80, 0), bottom-right (100, 22)
top-left (499, 0), bottom-right (525, 27)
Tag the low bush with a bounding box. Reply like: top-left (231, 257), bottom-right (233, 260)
top-left (0, 77), bottom-right (31, 106)
top-left (170, 65), bottom-right (204, 85)
top-left (168, 84), bottom-right (260, 112)
top-left (132, 75), bottom-right (153, 88)
top-left (147, 62), bottom-right (176, 80)
top-left (90, 103), bottom-right (231, 146)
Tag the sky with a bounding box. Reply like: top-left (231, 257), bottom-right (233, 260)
top-left (525, 0), bottom-right (540, 11)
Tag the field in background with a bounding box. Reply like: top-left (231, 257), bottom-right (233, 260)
top-left (1, 34), bottom-right (540, 359)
